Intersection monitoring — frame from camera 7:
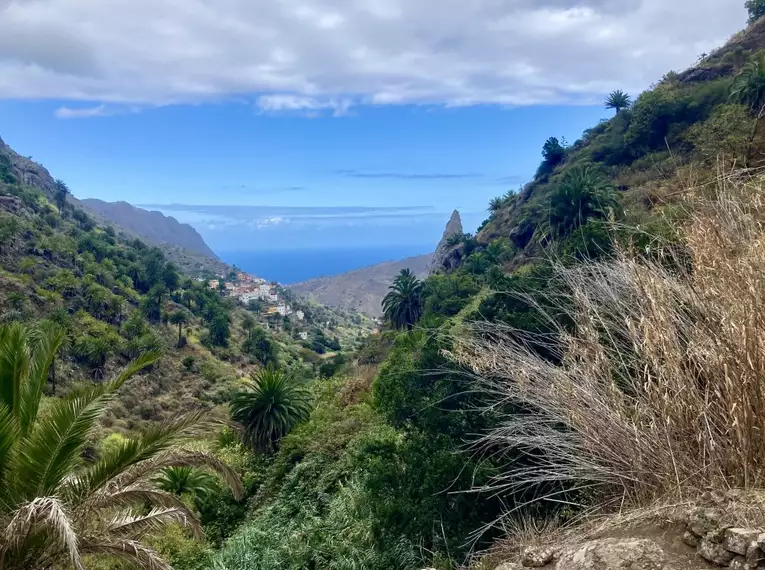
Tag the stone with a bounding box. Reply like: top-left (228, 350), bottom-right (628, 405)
top-left (553, 538), bottom-right (669, 570)
top-left (728, 555), bottom-right (752, 570)
top-left (725, 529), bottom-right (761, 555)
top-left (520, 546), bottom-right (555, 567)
top-left (682, 531), bottom-right (700, 548)
top-left (758, 533), bottom-right (765, 552)
top-left (708, 526), bottom-right (729, 544)
top-left (698, 537), bottom-right (735, 566)
top-left (745, 541), bottom-right (762, 567)
top-left (430, 210), bottom-right (463, 274)
top-left (494, 564), bottom-right (522, 570)
top-left (688, 507), bottom-right (723, 537)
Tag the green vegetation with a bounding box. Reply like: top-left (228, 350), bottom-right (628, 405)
top-left (230, 364), bottom-right (311, 452)
top-left (0, 322), bottom-right (242, 570)
top-left (747, 0), bottom-right (765, 23)
top-left (604, 89), bottom-right (631, 114)
top-left (382, 268), bottom-right (423, 330)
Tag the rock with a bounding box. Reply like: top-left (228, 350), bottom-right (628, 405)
top-left (688, 507), bottom-right (723, 536)
top-left (745, 541), bottom-right (763, 567)
top-left (758, 533), bottom-right (765, 552)
top-left (682, 531), bottom-right (700, 548)
top-left (553, 538), bottom-right (669, 570)
top-left (698, 537), bottom-right (735, 566)
top-left (725, 529), bottom-right (761, 555)
top-left (494, 564), bottom-right (522, 570)
top-left (430, 210), bottom-right (463, 274)
top-left (728, 555), bottom-right (751, 570)
top-left (520, 546), bottom-right (555, 567)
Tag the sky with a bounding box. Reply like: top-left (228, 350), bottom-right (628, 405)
top-left (0, 0), bottom-right (748, 255)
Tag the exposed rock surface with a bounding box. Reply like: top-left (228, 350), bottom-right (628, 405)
top-left (430, 210), bottom-right (463, 274)
top-left (553, 538), bottom-right (671, 570)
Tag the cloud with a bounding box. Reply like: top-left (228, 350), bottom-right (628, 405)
top-left (54, 104), bottom-right (137, 119)
top-left (1, 0), bottom-right (744, 108)
top-left (336, 169), bottom-right (483, 180)
top-left (256, 94), bottom-right (354, 116)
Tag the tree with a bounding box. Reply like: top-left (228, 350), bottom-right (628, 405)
top-left (541, 137), bottom-right (566, 167)
top-left (548, 164), bottom-right (620, 238)
top-left (230, 364), bottom-right (311, 452)
top-left (53, 179), bottom-right (69, 213)
top-left (488, 197), bottom-right (503, 212)
top-left (605, 90), bottom-right (632, 114)
top-left (746, 0), bottom-right (765, 23)
top-left (382, 269), bottom-right (423, 330)
top-left (73, 333), bottom-right (121, 379)
top-left (243, 326), bottom-right (277, 367)
top-left (0, 322), bottom-right (243, 570)
top-left (209, 311), bottom-right (230, 347)
top-left (169, 310), bottom-right (189, 348)
top-left (155, 466), bottom-right (219, 502)
top-left (730, 51), bottom-right (765, 111)
top-left (242, 314), bottom-right (256, 339)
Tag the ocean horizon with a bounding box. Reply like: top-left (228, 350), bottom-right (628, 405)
top-left (218, 245), bottom-right (432, 285)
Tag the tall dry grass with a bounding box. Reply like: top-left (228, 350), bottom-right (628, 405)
top-left (454, 172), bottom-right (765, 519)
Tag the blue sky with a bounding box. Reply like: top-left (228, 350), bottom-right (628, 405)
top-left (0, 0), bottom-right (747, 254)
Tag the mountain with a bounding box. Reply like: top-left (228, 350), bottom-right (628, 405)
top-left (430, 209), bottom-right (463, 273)
top-left (290, 252), bottom-right (432, 317)
top-left (0, 135), bottom-right (225, 275)
top-left (80, 198), bottom-right (225, 274)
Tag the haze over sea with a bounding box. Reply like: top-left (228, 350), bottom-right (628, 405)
top-left (219, 245), bottom-right (431, 285)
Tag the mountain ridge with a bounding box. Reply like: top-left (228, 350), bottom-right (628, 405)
top-left (290, 252), bottom-right (432, 317)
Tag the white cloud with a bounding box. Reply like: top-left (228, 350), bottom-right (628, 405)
top-left (53, 104), bottom-right (132, 118)
top-left (0, 0), bottom-right (748, 109)
top-left (256, 94), bottom-right (353, 116)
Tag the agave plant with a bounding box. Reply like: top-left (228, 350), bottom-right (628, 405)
top-left (382, 268), bottom-right (423, 330)
top-left (0, 322), bottom-right (243, 570)
top-left (230, 364), bottom-right (311, 452)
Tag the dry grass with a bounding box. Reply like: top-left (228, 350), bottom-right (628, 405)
top-left (453, 172), bottom-right (765, 527)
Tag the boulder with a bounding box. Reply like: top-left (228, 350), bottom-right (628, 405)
top-left (430, 210), bottom-right (463, 274)
top-left (553, 538), bottom-right (670, 570)
top-left (687, 507), bottom-right (723, 537)
top-left (724, 529), bottom-right (760, 555)
top-left (520, 546), bottom-right (555, 567)
top-left (494, 564), bottom-right (522, 570)
top-left (698, 537), bottom-right (735, 566)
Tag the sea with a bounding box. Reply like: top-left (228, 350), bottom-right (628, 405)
top-left (218, 245), bottom-right (431, 285)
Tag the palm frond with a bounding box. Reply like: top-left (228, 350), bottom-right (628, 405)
top-left (21, 324), bottom-right (64, 438)
top-left (82, 485), bottom-right (196, 513)
top-left (81, 539), bottom-right (172, 570)
top-left (74, 410), bottom-right (212, 498)
top-left (2, 496), bottom-right (82, 570)
top-left (107, 507), bottom-right (203, 539)
top-left (0, 323), bottom-right (30, 426)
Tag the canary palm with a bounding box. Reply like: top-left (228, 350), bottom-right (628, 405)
top-left (604, 90), bottom-right (631, 114)
top-left (382, 268), bottom-right (423, 330)
top-left (230, 364), bottom-right (311, 452)
top-left (155, 466), bottom-right (219, 501)
top-left (730, 51), bottom-right (765, 110)
top-left (0, 322), bottom-right (243, 570)
top-left (548, 164), bottom-right (619, 238)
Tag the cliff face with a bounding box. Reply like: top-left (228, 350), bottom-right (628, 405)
top-left (430, 209), bottom-right (463, 274)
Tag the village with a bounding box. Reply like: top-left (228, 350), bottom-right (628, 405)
top-left (202, 271), bottom-right (311, 339)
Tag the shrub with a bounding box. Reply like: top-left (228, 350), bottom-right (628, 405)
top-left (686, 103), bottom-right (755, 164)
top-left (455, 173), bottom-right (765, 524)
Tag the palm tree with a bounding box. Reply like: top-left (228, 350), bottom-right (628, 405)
top-left (230, 364), bottom-right (311, 452)
top-left (0, 322), bottom-right (243, 570)
top-left (548, 164), bottom-right (619, 238)
top-left (382, 268), bottom-right (423, 330)
top-left (730, 51), bottom-right (765, 111)
top-left (169, 310), bottom-right (188, 348)
top-left (155, 466), bottom-right (219, 502)
top-left (604, 90), bottom-right (631, 114)
top-left (488, 197), bottom-right (503, 212)
top-left (53, 179), bottom-right (69, 213)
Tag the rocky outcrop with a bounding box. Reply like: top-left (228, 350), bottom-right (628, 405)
top-left (430, 210), bottom-right (463, 274)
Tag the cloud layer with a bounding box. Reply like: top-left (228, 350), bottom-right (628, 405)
top-left (0, 0), bottom-right (746, 110)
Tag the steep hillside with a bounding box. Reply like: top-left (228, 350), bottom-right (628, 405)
top-left (290, 252), bottom-right (432, 316)
top-left (82, 198), bottom-right (225, 274)
top-left (0, 135), bottom-right (224, 276)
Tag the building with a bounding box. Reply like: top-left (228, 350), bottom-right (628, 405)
top-left (207, 279), bottom-right (219, 289)
top-left (296, 310), bottom-right (305, 321)
top-left (299, 331), bottom-right (308, 340)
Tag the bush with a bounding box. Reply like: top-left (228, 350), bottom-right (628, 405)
top-left (457, 174), bottom-right (765, 524)
top-left (686, 103), bottom-right (755, 164)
